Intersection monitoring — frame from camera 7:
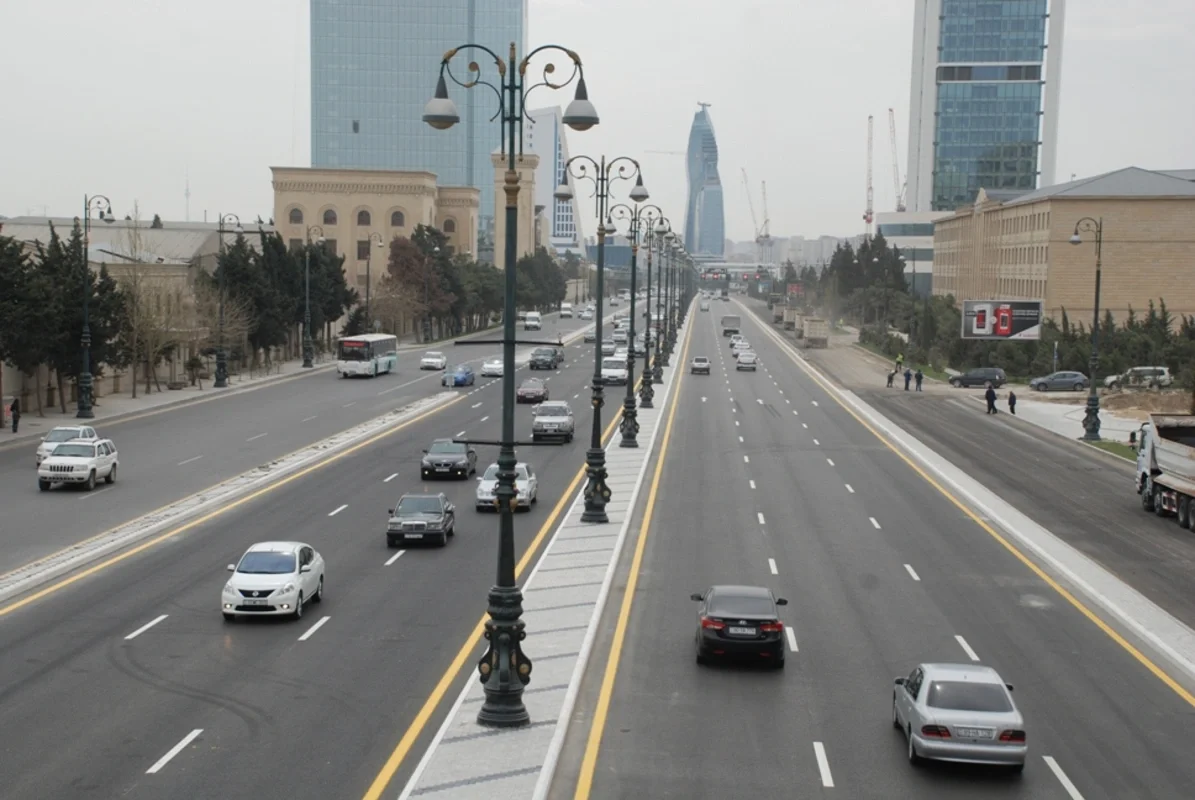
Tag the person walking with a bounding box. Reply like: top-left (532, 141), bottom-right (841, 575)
top-left (9, 396), bottom-right (20, 433)
top-left (914, 368), bottom-right (924, 392)
top-left (886, 369), bottom-right (895, 388)
top-left (895, 352), bottom-right (905, 372)
top-left (1008, 390), bottom-right (1017, 415)
top-left (985, 384), bottom-right (998, 414)
top-left (903, 368), bottom-right (913, 391)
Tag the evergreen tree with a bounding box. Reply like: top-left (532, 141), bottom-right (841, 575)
top-left (150, 214), bottom-right (164, 229)
top-left (340, 306), bottom-right (368, 337)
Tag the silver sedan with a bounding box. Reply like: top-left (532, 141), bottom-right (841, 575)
top-left (893, 662), bottom-right (1027, 772)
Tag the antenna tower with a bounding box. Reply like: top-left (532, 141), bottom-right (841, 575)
top-left (185, 173), bottom-right (191, 222)
top-left (863, 116), bottom-right (874, 235)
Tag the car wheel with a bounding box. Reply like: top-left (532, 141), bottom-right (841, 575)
top-left (1178, 497), bottom-right (1191, 529)
top-left (907, 726), bottom-right (922, 765)
top-left (1109, 381), bottom-right (1120, 390)
top-left (1009, 762), bottom-right (1025, 775)
top-left (695, 645), bottom-right (707, 666)
top-left (105, 465), bottom-right (117, 484)
top-left (1155, 487), bottom-right (1168, 517)
top-left (223, 613), bottom-right (235, 622)
top-left (532, 434), bottom-right (539, 442)
top-left (949, 379), bottom-right (961, 388)
top-left (38, 479), bottom-right (50, 492)
top-left (438, 531), bottom-right (449, 547)
top-left (387, 536), bottom-right (399, 547)
top-left (293, 592), bottom-right (304, 620)
top-left (447, 524), bottom-right (455, 538)
top-left (1142, 478), bottom-right (1155, 512)
top-left (313, 576), bottom-right (324, 603)
top-left (85, 470), bottom-right (96, 491)
top-left (1073, 382), bottom-right (1085, 391)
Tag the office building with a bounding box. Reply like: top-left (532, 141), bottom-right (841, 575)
top-left (876, 210), bottom-right (950, 296)
top-left (310, 0), bottom-right (527, 242)
top-left (683, 103), bottom-right (726, 258)
top-left (905, 0), bottom-right (1066, 213)
top-left (524, 106), bottom-right (586, 255)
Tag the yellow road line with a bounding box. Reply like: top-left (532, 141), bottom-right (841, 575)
top-left (361, 376), bottom-right (644, 800)
top-left (756, 310), bottom-right (1195, 708)
top-left (572, 325), bottom-right (691, 799)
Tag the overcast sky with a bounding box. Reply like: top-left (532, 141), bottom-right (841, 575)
top-left (2, 0), bottom-right (1192, 242)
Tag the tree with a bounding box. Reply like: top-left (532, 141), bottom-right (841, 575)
top-left (189, 276), bottom-right (254, 372)
top-left (113, 203), bottom-right (158, 396)
top-left (0, 236), bottom-right (55, 414)
top-left (150, 214), bottom-right (164, 229)
top-left (340, 307), bottom-right (368, 337)
top-left (782, 260), bottom-right (798, 284)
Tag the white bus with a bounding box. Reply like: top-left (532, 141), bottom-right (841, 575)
top-left (337, 333), bottom-right (398, 377)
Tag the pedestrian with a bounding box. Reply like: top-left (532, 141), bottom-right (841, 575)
top-left (9, 396), bottom-right (20, 433)
top-left (903, 368), bottom-right (913, 391)
top-left (1008, 390), bottom-right (1017, 415)
top-left (896, 352), bottom-right (905, 371)
top-left (985, 384), bottom-right (998, 414)
top-left (886, 369), bottom-right (895, 388)
top-left (914, 369), bottom-right (923, 392)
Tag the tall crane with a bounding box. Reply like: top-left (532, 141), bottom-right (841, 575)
top-left (758, 180), bottom-right (773, 265)
top-left (863, 115), bottom-right (874, 236)
top-left (888, 108), bottom-right (906, 212)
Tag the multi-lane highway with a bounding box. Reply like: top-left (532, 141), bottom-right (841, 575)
top-left (0, 312), bottom-right (590, 573)
top-left (0, 309), bottom-right (642, 799)
top-left (561, 300), bottom-right (1195, 799)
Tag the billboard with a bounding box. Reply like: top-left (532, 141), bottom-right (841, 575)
top-left (961, 300), bottom-right (1043, 340)
top-left (787, 284), bottom-right (804, 296)
top-left (758, 280), bottom-right (772, 293)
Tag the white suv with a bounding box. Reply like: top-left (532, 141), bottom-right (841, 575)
top-left (38, 438), bottom-right (119, 491)
top-left (1105, 366), bottom-right (1172, 390)
top-left (36, 425), bottom-right (99, 465)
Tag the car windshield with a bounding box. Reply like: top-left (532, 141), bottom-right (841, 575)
top-left (520, 380), bottom-right (544, 390)
top-left (694, 358), bottom-right (709, 364)
top-left (451, 365), bottom-right (469, 373)
top-left (339, 340), bottom-right (369, 361)
top-left (708, 592), bottom-right (775, 617)
top-left (603, 359), bottom-right (625, 370)
top-left (535, 404), bottom-right (569, 416)
top-left (533, 348), bottom-right (555, 357)
top-left (46, 429), bottom-right (84, 442)
top-left (237, 551), bottom-right (296, 574)
top-left (482, 464), bottom-right (529, 480)
top-left (52, 444), bottom-right (95, 458)
top-left (925, 681), bottom-right (1013, 712)
top-left (396, 496), bottom-right (443, 514)
top-left (424, 352), bottom-right (444, 359)
top-left (428, 441), bottom-right (465, 455)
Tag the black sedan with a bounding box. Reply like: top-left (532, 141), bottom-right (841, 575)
top-left (692, 585), bottom-right (788, 668)
top-left (420, 439), bottom-right (477, 479)
top-left (529, 348), bottom-right (557, 370)
top-left (517, 378), bottom-right (549, 403)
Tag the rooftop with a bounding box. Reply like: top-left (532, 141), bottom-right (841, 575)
top-left (1004, 166), bottom-right (1195, 207)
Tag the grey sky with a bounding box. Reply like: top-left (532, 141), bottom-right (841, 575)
top-left (2, 0), bottom-right (1191, 242)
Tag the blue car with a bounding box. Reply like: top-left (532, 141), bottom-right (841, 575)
top-left (442, 365), bottom-right (476, 387)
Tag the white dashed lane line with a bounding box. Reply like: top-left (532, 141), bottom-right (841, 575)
top-left (1043, 757), bottom-right (1086, 799)
top-left (757, 512), bottom-right (766, 525)
top-left (845, 483), bottom-right (854, 493)
top-left (813, 742), bottom-right (835, 788)
top-left (738, 436), bottom-right (744, 443)
top-left (955, 634), bottom-right (980, 661)
top-left (768, 557), bottom-right (778, 575)
top-left (302, 415), bottom-right (318, 422)
top-left (146, 729), bottom-right (204, 774)
top-left (455, 430), bottom-right (466, 437)
top-left (813, 439), bottom-right (820, 446)
top-left (177, 455), bottom-right (203, 466)
top-left (328, 504), bottom-right (348, 517)
top-left (869, 516), bottom-right (881, 529)
top-left (826, 458), bottom-right (835, 466)
top-left (472, 402), bottom-right (483, 408)
top-left (743, 455), bottom-right (750, 463)
top-left (384, 473), bottom-right (399, 483)
top-left (298, 616), bottom-right (331, 641)
top-left (124, 614), bottom-right (168, 641)
top-left (904, 564), bottom-right (921, 581)
top-left (785, 627), bottom-right (799, 652)
top-left (384, 550), bottom-right (406, 566)
top-left (480, 416), bottom-right (490, 423)
top-left (749, 479), bottom-right (756, 489)
top-left (802, 423), bottom-right (808, 429)
top-left (811, 400), bottom-right (819, 407)
top-left (246, 432), bottom-right (267, 442)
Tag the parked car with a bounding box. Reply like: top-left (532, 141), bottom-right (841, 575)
top-left (1029, 371), bottom-right (1088, 392)
top-left (948, 367), bottom-right (1007, 389)
top-left (1105, 366), bottom-right (1172, 390)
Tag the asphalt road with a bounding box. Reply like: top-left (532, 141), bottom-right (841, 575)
top-left (0, 312), bottom-right (594, 574)
top-left (570, 302), bottom-right (1195, 799)
top-left (0, 308), bottom-right (658, 799)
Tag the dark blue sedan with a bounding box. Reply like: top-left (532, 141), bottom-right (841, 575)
top-left (442, 364), bottom-right (476, 387)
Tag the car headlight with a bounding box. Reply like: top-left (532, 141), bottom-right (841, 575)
top-left (223, 582), bottom-right (237, 595)
top-left (281, 582), bottom-right (296, 595)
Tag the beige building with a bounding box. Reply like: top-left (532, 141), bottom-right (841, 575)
top-left (271, 167), bottom-right (480, 297)
top-left (933, 167), bottom-right (1195, 327)
top-left (488, 153), bottom-right (540, 266)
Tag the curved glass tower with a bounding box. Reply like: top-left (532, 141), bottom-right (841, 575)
top-left (683, 103), bottom-right (725, 257)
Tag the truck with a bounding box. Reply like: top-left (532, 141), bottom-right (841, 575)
top-left (720, 314), bottom-right (741, 337)
top-left (783, 308), bottom-right (798, 331)
top-left (767, 292), bottom-right (783, 310)
top-left (1132, 414), bottom-right (1195, 528)
top-left (772, 303), bottom-right (785, 324)
top-left (802, 317), bottom-right (828, 348)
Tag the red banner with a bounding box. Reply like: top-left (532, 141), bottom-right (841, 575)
top-left (787, 284), bottom-right (803, 296)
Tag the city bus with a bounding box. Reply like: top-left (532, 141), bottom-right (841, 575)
top-left (337, 333), bottom-right (398, 377)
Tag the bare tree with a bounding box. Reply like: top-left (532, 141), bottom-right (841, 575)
top-left (372, 273), bottom-right (424, 339)
top-left (117, 203), bottom-right (152, 397)
top-left (189, 279), bottom-right (253, 375)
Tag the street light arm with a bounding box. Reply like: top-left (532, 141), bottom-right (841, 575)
top-left (368, 232), bottom-right (386, 246)
top-left (440, 45), bottom-right (507, 123)
top-left (306, 224), bottom-right (325, 242)
top-left (518, 45), bottom-right (582, 103)
top-left (1073, 216), bottom-right (1101, 235)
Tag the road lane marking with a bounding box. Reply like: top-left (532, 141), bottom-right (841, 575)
top-left (811, 400), bottom-right (819, 407)
top-left (125, 614), bottom-right (168, 640)
top-left (302, 415), bottom-right (318, 422)
top-left (757, 398), bottom-right (763, 404)
top-left (472, 402), bottom-right (483, 408)
top-left (246, 433), bottom-right (267, 442)
top-left (299, 615), bottom-right (331, 641)
top-left (455, 430), bottom-right (466, 437)
top-left (738, 436), bottom-right (744, 443)
top-left (1043, 756), bottom-right (1085, 799)
top-left (177, 455), bottom-right (203, 466)
top-left (146, 729), bottom-right (203, 774)
top-left (793, 409), bottom-right (798, 415)
top-left (869, 516), bottom-right (881, 529)
top-left (785, 627), bottom-right (799, 652)
top-left (802, 422), bottom-right (808, 428)
top-left (813, 742), bottom-right (834, 787)
top-left (768, 558), bottom-right (778, 575)
top-left (826, 458), bottom-right (835, 466)
top-left (749, 480), bottom-right (756, 489)
top-left (385, 550), bottom-right (406, 566)
top-left (904, 564), bottom-right (921, 581)
top-left (955, 634), bottom-right (980, 661)
top-left (743, 455), bottom-right (750, 463)
top-left (757, 512), bottom-right (766, 525)
top-left (343, 402), bottom-right (357, 408)
top-left (384, 473), bottom-right (399, 483)
top-left (734, 420), bottom-right (739, 426)
top-left (813, 438), bottom-right (820, 446)
top-left (329, 504), bottom-right (347, 517)
top-left (845, 484), bottom-right (854, 493)
top-left (480, 416), bottom-right (489, 423)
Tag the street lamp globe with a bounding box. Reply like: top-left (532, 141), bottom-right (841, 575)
top-left (422, 74), bottom-right (461, 130)
top-left (603, 217), bottom-right (618, 237)
top-left (628, 174), bottom-right (649, 203)
top-left (1068, 232), bottom-right (1083, 245)
top-left (561, 77), bottom-right (599, 131)
top-left (554, 180), bottom-right (575, 202)
top-left (653, 219), bottom-right (669, 235)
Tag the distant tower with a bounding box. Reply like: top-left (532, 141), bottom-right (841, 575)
top-left (184, 173), bottom-right (191, 222)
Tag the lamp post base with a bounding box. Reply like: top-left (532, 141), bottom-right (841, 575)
top-left (1081, 392), bottom-right (1102, 442)
top-left (581, 451), bottom-right (611, 523)
top-left (214, 348), bottom-right (228, 388)
top-left (619, 395), bottom-right (639, 448)
top-left (302, 337), bottom-right (314, 369)
top-left (652, 358), bottom-right (664, 384)
top-left (476, 584), bottom-right (532, 727)
top-left (76, 371), bottom-right (95, 420)
top-left (638, 374), bottom-right (655, 408)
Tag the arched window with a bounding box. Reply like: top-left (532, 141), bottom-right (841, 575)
top-left (288, 207), bottom-right (303, 225)
top-left (390, 210), bottom-right (405, 227)
top-left (443, 219), bottom-right (457, 234)
top-left (323, 208), bottom-right (338, 225)
top-left (356, 210), bottom-right (371, 226)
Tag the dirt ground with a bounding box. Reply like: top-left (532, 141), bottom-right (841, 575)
top-left (1012, 387), bottom-right (1191, 418)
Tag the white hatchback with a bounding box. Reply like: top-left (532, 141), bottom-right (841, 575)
top-left (222, 541), bottom-right (325, 621)
top-left (481, 358), bottom-right (504, 377)
top-left (421, 351), bottom-right (448, 370)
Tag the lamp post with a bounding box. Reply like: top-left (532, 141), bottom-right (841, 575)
top-left (661, 241), bottom-right (679, 363)
top-left (638, 216), bottom-right (669, 408)
top-left (555, 156), bottom-right (649, 521)
top-left (214, 213), bottom-right (243, 388)
top-left (77, 194), bottom-right (115, 419)
top-left (365, 232), bottom-right (385, 328)
top-left (302, 225), bottom-right (325, 368)
top-left (423, 39), bottom-right (599, 728)
top-left (609, 202), bottom-right (665, 447)
top-left (1069, 217), bottom-right (1104, 442)
top-left (652, 230), bottom-right (674, 383)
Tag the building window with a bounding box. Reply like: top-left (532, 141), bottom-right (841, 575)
top-left (288, 238), bottom-right (303, 252)
top-left (352, 120), bottom-right (359, 134)
top-left (323, 209), bottom-right (338, 226)
top-left (324, 239), bottom-right (337, 254)
top-left (288, 208), bottom-right (303, 225)
top-left (357, 240), bottom-right (371, 260)
top-left (357, 210), bottom-right (371, 226)
top-left (443, 219), bottom-right (456, 234)
top-left (391, 210), bottom-right (405, 227)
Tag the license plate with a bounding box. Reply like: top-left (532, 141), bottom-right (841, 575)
top-left (955, 727), bottom-right (994, 739)
top-left (404, 533), bottom-right (423, 539)
top-left (542, 425), bottom-right (557, 430)
top-left (436, 467), bottom-right (449, 472)
top-left (243, 598), bottom-right (268, 606)
top-left (728, 626), bottom-right (756, 636)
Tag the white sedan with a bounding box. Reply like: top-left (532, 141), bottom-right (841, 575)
top-left (36, 425), bottom-right (99, 465)
top-left (481, 358), bottom-right (504, 377)
top-left (222, 541), bottom-right (325, 621)
top-left (420, 351), bottom-right (448, 370)
top-left (475, 462), bottom-right (539, 511)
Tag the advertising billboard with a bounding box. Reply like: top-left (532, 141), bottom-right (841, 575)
top-left (961, 300), bottom-right (1043, 340)
top-left (758, 280), bottom-right (772, 293)
top-left (787, 284), bottom-right (804, 296)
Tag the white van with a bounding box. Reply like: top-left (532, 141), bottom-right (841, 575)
top-left (559, 303), bottom-right (573, 318)
top-left (524, 311), bottom-right (543, 331)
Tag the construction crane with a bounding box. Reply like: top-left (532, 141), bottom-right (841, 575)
top-left (863, 115), bottom-right (874, 235)
top-left (888, 108), bottom-right (907, 212)
top-left (758, 181), bottom-right (773, 265)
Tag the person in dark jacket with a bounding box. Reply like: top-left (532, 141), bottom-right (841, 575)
top-left (886, 369), bottom-right (895, 388)
top-left (914, 369), bottom-right (924, 391)
top-left (903, 368), bottom-right (913, 390)
top-left (9, 397), bottom-right (20, 433)
top-left (1008, 390), bottom-right (1017, 415)
top-left (985, 384), bottom-right (998, 414)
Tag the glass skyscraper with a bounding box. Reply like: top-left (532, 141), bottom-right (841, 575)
top-left (310, 0), bottom-right (527, 240)
top-left (683, 103), bottom-right (725, 257)
top-left (904, 0), bottom-right (1066, 212)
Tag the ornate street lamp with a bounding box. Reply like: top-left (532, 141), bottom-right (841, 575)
top-left (652, 230), bottom-right (675, 383)
top-left (1070, 217), bottom-right (1104, 442)
top-left (77, 194), bottom-right (115, 419)
top-left (366, 232), bottom-right (385, 327)
top-left (638, 215), bottom-right (670, 408)
top-left (214, 213), bottom-right (244, 388)
top-left (555, 157), bottom-right (649, 521)
top-left (302, 225), bottom-right (325, 368)
top-left (423, 39), bottom-right (598, 729)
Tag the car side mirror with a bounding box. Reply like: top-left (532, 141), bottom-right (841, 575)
top-left (690, 592), bottom-right (704, 601)
top-left (227, 564), bottom-right (236, 572)
top-left (388, 509), bottom-right (394, 515)
top-left (422, 449), bottom-right (428, 454)
top-left (446, 504), bottom-right (454, 512)
top-left (775, 598), bottom-right (788, 606)
top-left (468, 449), bottom-right (476, 457)
top-left (300, 565), bottom-right (312, 573)
top-left (894, 677), bottom-right (905, 685)
top-left (1129, 431), bottom-right (1137, 445)
top-left (40, 437), bottom-right (46, 442)
top-left (1005, 683), bottom-right (1014, 692)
